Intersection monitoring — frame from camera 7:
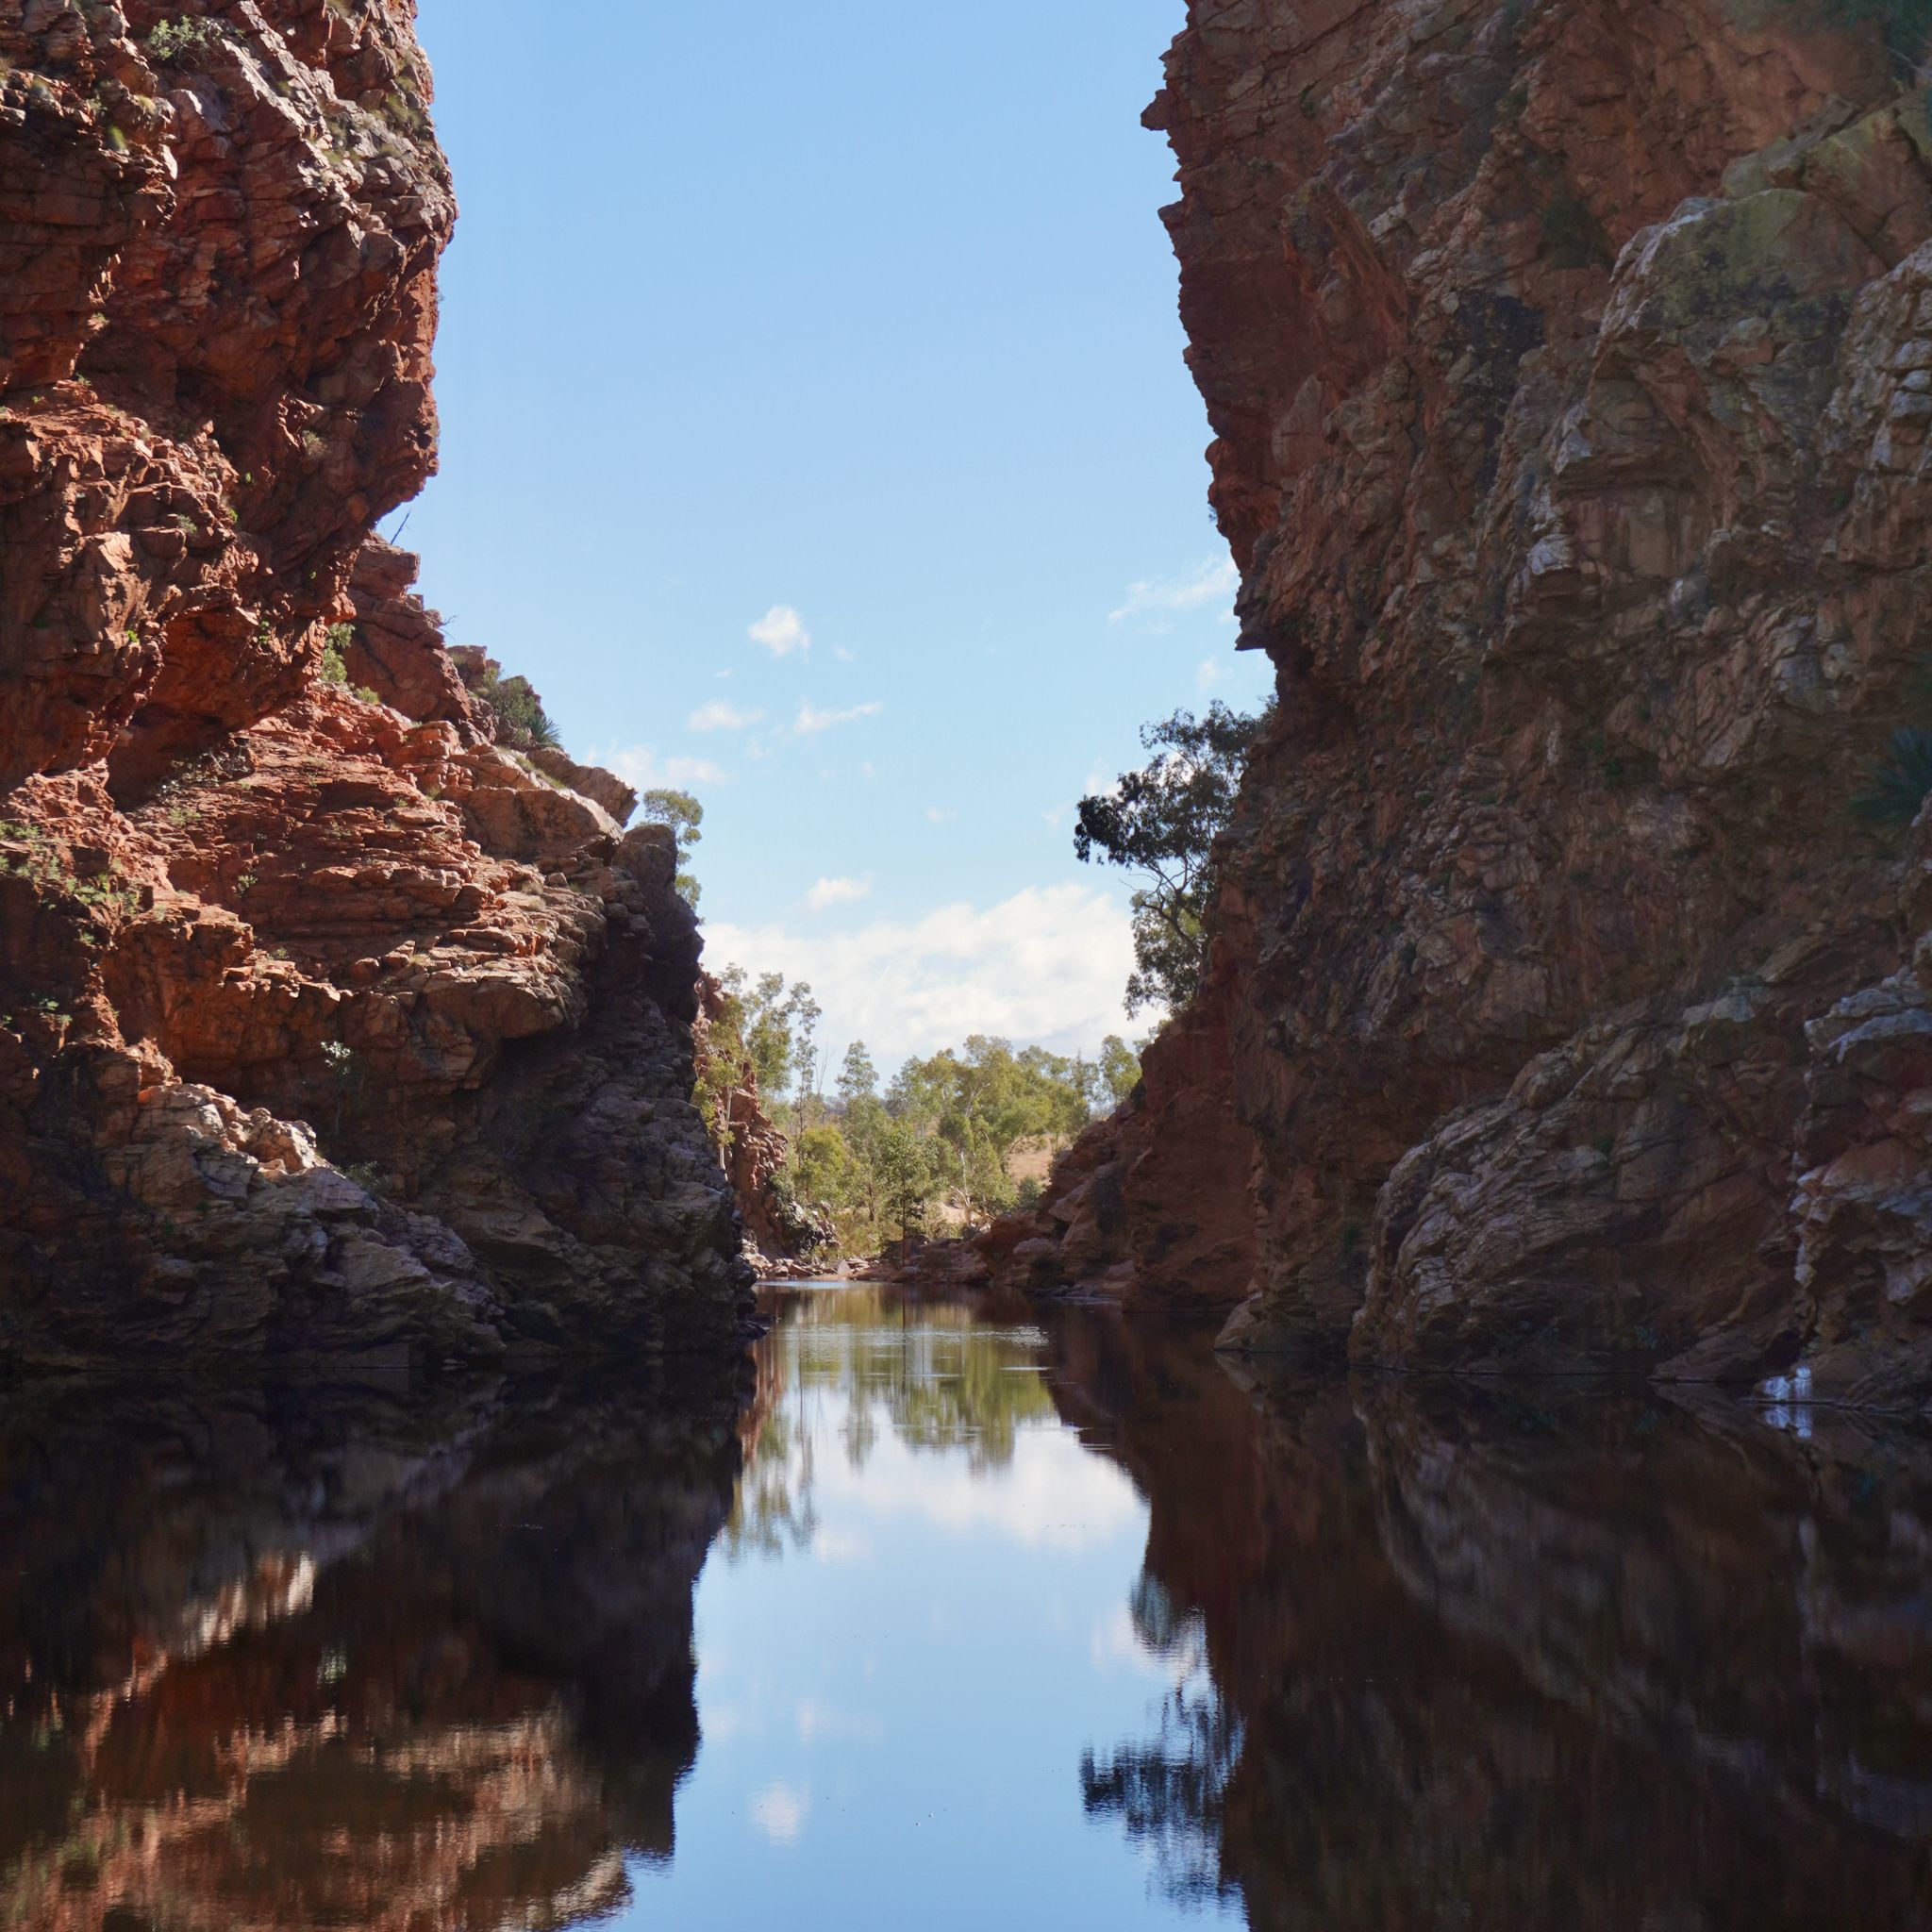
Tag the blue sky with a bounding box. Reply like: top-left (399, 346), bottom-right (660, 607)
top-left (406, 0), bottom-right (1272, 1076)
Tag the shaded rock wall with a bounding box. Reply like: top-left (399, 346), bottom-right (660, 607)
top-left (0, 0), bottom-right (750, 1362)
top-left (976, 969), bottom-right (1258, 1307)
top-left (1034, 0), bottom-right (1932, 1408)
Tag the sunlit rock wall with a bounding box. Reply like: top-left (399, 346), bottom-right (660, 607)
top-left (0, 0), bottom-right (751, 1361)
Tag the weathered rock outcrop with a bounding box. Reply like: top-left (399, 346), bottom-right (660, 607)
top-left (0, 0), bottom-right (750, 1363)
top-left (977, 972), bottom-right (1258, 1307)
top-left (1028, 0), bottom-right (1932, 1409)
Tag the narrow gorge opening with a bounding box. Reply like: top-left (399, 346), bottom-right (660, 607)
top-left (5, 0), bottom-right (1932, 1924)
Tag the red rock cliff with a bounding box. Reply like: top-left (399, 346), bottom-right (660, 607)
top-left (1028, 0), bottom-right (1932, 1409)
top-left (0, 0), bottom-right (750, 1362)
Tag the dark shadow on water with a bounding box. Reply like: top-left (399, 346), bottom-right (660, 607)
top-left (0, 1360), bottom-right (748, 1927)
top-left (1052, 1314), bottom-right (1932, 1930)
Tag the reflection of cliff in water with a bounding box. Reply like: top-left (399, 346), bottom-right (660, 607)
top-left (0, 1366), bottom-right (746, 1930)
top-left (1056, 1319), bottom-right (1932, 1930)
top-left (727, 1288), bottom-right (1057, 1557)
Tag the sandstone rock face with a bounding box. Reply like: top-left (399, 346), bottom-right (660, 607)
top-left (1119, 0), bottom-right (1932, 1406)
top-left (0, 0), bottom-right (750, 1363)
top-left (977, 971), bottom-right (1258, 1308)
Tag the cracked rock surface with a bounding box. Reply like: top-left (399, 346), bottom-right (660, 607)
top-left (0, 0), bottom-right (750, 1365)
top-left (997, 0), bottom-right (1932, 1409)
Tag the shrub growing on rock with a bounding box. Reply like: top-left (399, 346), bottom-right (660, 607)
top-left (1854, 725), bottom-right (1932, 827)
top-left (471, 666), bottom-right (560, 751)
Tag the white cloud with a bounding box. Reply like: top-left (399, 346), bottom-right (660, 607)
top-left (589, 744), bottom-right (728, 790)
top-left (925, 806), bottom-right (958, 824)
top-left (793, 698), bottom-right (883, 737)
top-left (704, 881), bottom-right (1140, 1071)
top-left (833, 645), bottom-right (857, 663)
top-left (750, 605), bottom-right (810, 657)
top-left (795, 1697), bottom-right (884, 1745)
top-left (819, 1416), bottom-right (1144, 1553)
top-left (689, 700), bottom-right (764, 733)
top-left (1109, 556), bottom-right (1239, 626)
top-left (1196, 655), bottom-right (1224, 692)
top-left (807, 874), bottom-right (872, 911)
top-left (750, 1782), bottom-right (810, 1845)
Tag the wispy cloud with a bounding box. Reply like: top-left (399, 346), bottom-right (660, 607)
top-left (705, 881), bottom-right (1140, 1072)
top-left (1195, 655), bottom-right (1224, 692)
top-left (750, 605), bottom-right (810, 657)
top-left (793, 698), bottom-right (883, 737)
top-left (925, 806), bottom-right (958, 824)
top-left (833, 645), bottom-right (857, 663)
top-left (1109, 556), bottom-right (1239, 626)
top-left (589, 743), bottom-right (728, 791)
top-left (806, 874), bottom-right (872, 911)
top-left (751, 1783), bottom-right (810, 1846)
top-left (689, 700), bottom-right (764, 733)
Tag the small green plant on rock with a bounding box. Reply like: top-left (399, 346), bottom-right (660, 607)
top-left (472, 666), bottom-right (561, 751)
top-left (318, 622), bottom-right (353, 685)
top-left (147, 17), bottom-right (225, 63)
top-left (1853, 725), bottom-right (1932, 827)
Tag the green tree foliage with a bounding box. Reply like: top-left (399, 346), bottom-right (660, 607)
top-left (699, 984), bottom-right (1141, 1257)
top-left (694, 966), bottom-right (821, 1158)
top-left (1097, 1034), bottom-right (1142, 1108)
top-left (838, 1040), bottom-right (879, 1107)
top-left (1074, 702), bottom-right (1270, 1016)
top-left (317, 622), bottom-right (354, 685)
top-left (640, 788), bottom-right (705, 908)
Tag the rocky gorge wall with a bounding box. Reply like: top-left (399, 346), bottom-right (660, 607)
top-left (1004, 0), bottom-right (1932, 1410)
top-left (0, 0), bottom-right (750, 1364)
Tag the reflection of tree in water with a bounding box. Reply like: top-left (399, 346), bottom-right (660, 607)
top-left (724, 1292), bottom-right (1057, 1558)
top-left (1080, 1574), bottom-right (1242, 1910)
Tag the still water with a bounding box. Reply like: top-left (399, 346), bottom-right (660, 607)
top-left (1, 1282), bottom-right (1930, 1928)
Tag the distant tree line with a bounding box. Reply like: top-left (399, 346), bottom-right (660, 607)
top-left (697, 966), bottom-right (1141, 1254)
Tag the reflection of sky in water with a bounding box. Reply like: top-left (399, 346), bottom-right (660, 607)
top-left (618, 1292), bottom-right (1240, 1928)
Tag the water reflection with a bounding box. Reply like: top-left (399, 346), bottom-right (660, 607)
top-left (1, 1295), bottom-right (1929, 1929)
top-left (727, 1286), bottom-right (1058, 1558)
top-left (1058, 1318), bottom-right (1932, 1929)
top-left (0, 1368), bottom-right (745, 1928)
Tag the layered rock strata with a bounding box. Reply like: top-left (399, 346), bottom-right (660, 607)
top-left (1016, 0), bottom-right (1932, 1409)
top-left (0, 0), bottom-right (749, 1362)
